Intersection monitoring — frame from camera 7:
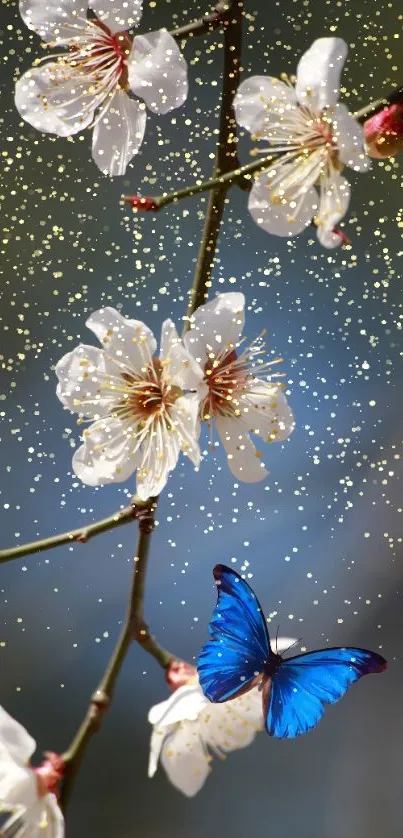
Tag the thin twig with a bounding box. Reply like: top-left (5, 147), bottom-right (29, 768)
top-left (122, 154), bottom-right (275, 211)
top-left (0, 502), bottom-right (144, 564)
top-left (58, 0), bottom-right (244, 812)
top-left (171, 0), bottom-right (231, 41)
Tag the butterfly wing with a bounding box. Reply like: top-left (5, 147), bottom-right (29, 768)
top-left (197, 564), bottom-right (272, 702)
top-left (267, 647), bottom-right (387, 739)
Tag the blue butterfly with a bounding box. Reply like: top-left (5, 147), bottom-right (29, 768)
top-left (197, 564), bottom-right (387, 739)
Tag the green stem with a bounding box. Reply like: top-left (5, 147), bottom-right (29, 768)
top-left (172, 0), bottom-right (232, 41)
top-left (123, 153), bottom-right (275, 212)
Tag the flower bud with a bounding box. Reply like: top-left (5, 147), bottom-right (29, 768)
top-left (123, 195), bottom-right (159, 211)
top-left (165, 659), bottom-right (198, 691)
top-left (34, 752), bottom-right (65, 798)
top-left (364, 103), bottom-right (403, 158)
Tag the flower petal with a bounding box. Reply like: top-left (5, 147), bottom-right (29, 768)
top-left (0, 706), bottom-right (36, 765)
top-left (41, 795), bottom-right (65, 838)
top-left (160, 319), bottom-right (204, 391)
top-left (316, 171), bottom-right (350, 249)
top-left (233, 75), bottom-right (296, 134)
top-left (15, 64), bottom-right (96, 137)
top-left (148, 685), bottom-right (207, 728)
top-left (216, 415), bottom-right (268, 482)
top-left (159, 725), bottom-right (211, 797)
top-left (170, 393), bottom-right (201, 468)
top-left (248, 166), bottom-right (318, 238)
top-left (73, 416), bottom-right (142, 486)
top-left (128, 29), bottom-right (188, 114)
top-left (331, 103), bottom-right (371, 171)
top-left (85, 307), bottom-right (157, 372)
top-left (92, 89), bottom-right (146, 177)
top-left (135, 416), bottom-right (181, 500)
top-left (241, 382), bottom-right (295, 443)
top-left (183, 293), bottom-right (245, 365)
top-left (55, 344), bottom-right (114, 419)
top-left (89, 0), bottom-right (143, 33)
top-left (296, 37), bottom-right (348, 111)
top-left (18, 0), bottom-right (85, 42)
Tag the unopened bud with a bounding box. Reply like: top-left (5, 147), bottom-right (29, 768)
top-left (123, 195), bottom-right (159, 211)
top-left (364, 103), bottom-right (403, 158)
top-left (165, 659), bottom-right (198, 691)
top-left (34, 752), bottom-right (65, 799)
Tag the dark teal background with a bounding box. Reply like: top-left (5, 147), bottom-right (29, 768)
top-left (1, 0), bottom-right (402, 835)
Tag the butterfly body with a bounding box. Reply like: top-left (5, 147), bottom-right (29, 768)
top-left (197, 564), bottom-right (387, 739)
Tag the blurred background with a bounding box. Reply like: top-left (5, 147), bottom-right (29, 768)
top-left (1, 0), bottom-right (402, 836)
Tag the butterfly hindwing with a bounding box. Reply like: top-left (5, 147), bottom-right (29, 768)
top-left (267, 647), bottom-right (387, 738)
top-left (197, 564), bottom-right (272, 702)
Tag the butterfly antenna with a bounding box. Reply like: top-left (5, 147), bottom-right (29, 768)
top-left (284, 637), bottom-right (303, 656)
top-left (275, 625), bottom-right (280, 654)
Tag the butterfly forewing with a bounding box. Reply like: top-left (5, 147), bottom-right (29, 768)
top-left (197, 565), bottom-right (272, 702)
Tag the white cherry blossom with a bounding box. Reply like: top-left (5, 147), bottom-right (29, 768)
top-left (0, 705), bottom-right (64, 838)
top-left (234, 38), bottom-right (370, 247)
top-left (149, 642), bottom-right (296, 797)
top-left (15, 0), bottom-right (188, 176)
top-left (184, 293), bottom-right (294, 482)
top-left (55, 307), bottom-right (204, 499)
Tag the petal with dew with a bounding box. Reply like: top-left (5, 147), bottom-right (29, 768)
top-left (160, 319), bottom-right (204, 391)
top-left (159, 724), bottom-right (212, 797)
top-left (170, 393), bottom-right (201, 469)
top-left (135, 415), bottom-right (181, 500)
top-left (55, 344), bottom-right (116, 419)
top-left (183, 292), bottom-right (245, 366)
top-left (85, 307), bottom-right (157, 372)
top-left (241, 382), bottom-right (295, 444)
top-left (331, 103), bottom-right (371, 172)
top-left (19, 0), bottom-right (86, 42)
top-left (216, 415), bottom-right (268, 482)
top-left (315, 170), bottom-right (350, 249)
top-left (128, 29), bottom-right (188, 114)
top-left (89, 0), bottom-right (143, 34)
top-left (92, 89), bottom-right (146, 177)
top-left (248, 165), bottom-right (318, 238)
top-left (73, 416), bottom-right (142, 486)
top-left (15, 64), bottom-right (96, 137)
top-left (234, 75), bottom-right (296, 135)
top-left (296, 37), bottom-right (348, 111)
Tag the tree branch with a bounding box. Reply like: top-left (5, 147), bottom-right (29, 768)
top-left (57, 0), bottom-right (244, 813)
top-left (183, 0), bottom-right (243, 323)
top-left (59, 502), bottom-right (174, 809)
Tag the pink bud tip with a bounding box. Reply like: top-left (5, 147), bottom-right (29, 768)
top-left (34, 752), bottom-right (65, 798)
top-left (364, 103), bottom-right (403, 158)
top-left (123, 195), bottom-right (159, 211)
top-left (166, 659), bottom-right (198, 691)
top-left (331, 227), bottom-right (351, 246)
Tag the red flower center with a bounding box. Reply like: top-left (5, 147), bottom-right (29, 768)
top-left (202, 350), bottom-right (247, 419)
